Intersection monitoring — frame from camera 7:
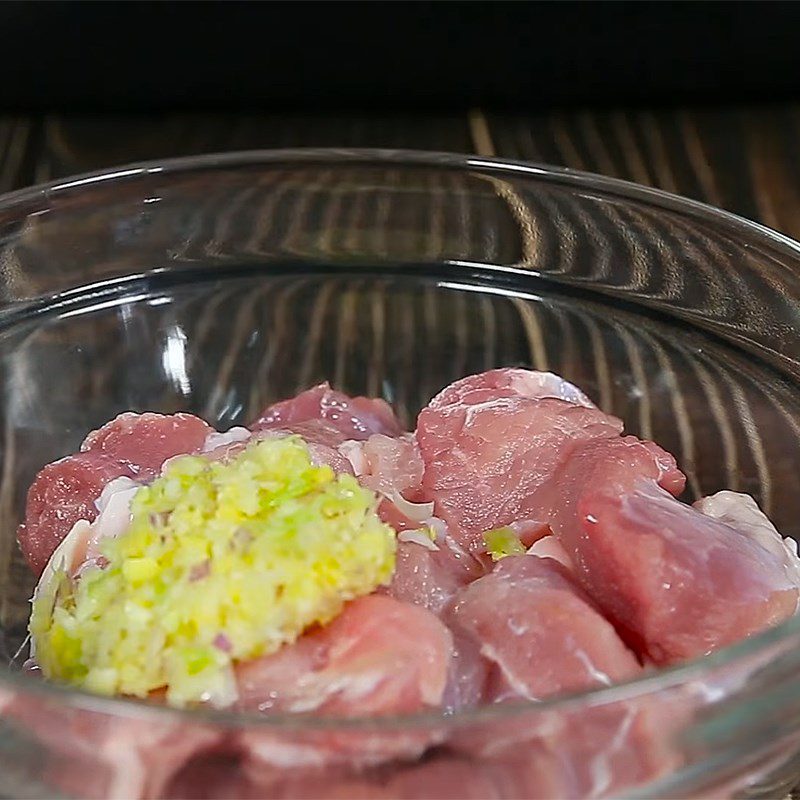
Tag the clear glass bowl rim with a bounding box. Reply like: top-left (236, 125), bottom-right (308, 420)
top-left (2, 146), bottom-right (800, 731)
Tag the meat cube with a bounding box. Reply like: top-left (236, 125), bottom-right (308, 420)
top-left (251, 383), bottom-right (403, 440)
top-left (18, 412), bottom-right (212, 575)
top-left (551, 437), bottom-right (798, 664)
top-left (447, 555), bottom-right (641, 702)
top-left (417, 396), bottom-right (622, 553)
top-left (235, 595), bottom-right (452, 717)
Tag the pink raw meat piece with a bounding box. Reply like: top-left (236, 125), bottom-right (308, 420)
top-left (235, 594), bottom-right (452, 717)
top-left (429, 367), bottom-right (596, 410)
top-left (165, 758), bottom-right (400, 800)
top-left (17, 412), bottom-right (213, 576)
top-left (237, 596), bottom-right (452, 772)
top-left (396, 727), bottom-right (667, 800)
top-left (386, 753), bottom-right (574, 800)
top-left (0, 687), bottom-right (220, 800)
top-left (251, 383), bottom-right (403, 440)
top-left (447, 555), bottom-right (641, 702)
top-left (240, 755), bottom-right (571, 800)
top-left (17, 454), bottom-right (131, 576)
top-left (442, 628), bottom-right (490, 712)
top-left (201, 755), bottom-right (569, 800)
top-left (449, 694), bottom-right (679, 799)
top-left (355, 434), bottom-right (424, 500)
top-left (551, 436), bottom-right (798, 664)
top-left (162, 752), bottom-right (259, 800)
top-left (375, 499), bottom-right (420, 533)
top-left (252, 761), bottom-right (514, 800)
top-left (346, 433), bottom-right (431, 532)
top-left (81, 411), bottom-right (213, 479)
top-left (530, 700), bottom-right (679, 799)
top-left (384, 539), bottom-right (483, 615)
top-left (417, 395), bottom-right (623, 553)
top-left (382, 528), bottom-right (487, 711)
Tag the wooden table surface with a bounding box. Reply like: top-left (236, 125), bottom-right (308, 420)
top-left (2, 104), bottom-right (800, 242)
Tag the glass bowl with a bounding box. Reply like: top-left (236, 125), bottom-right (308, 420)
top-left (2, 149), bottom-right (800, 799)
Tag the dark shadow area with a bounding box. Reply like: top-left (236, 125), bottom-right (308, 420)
top-left (2, 1), bottom-right (800, 112)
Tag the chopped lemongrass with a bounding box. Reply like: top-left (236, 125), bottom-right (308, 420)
top-left (483, 526), bottom-right (526, 561)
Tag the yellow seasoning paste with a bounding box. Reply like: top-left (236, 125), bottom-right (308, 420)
top-left (30, 436), bottom-right (396, 707)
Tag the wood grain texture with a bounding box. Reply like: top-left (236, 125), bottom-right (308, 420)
top-left (2, 106), bottom-right (800, 240)
top-left (0, 118), bottom-right (33, 193)
top-left (483, 105), bottom-right (800, 241)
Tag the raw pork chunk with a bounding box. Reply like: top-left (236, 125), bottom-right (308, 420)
top-left (18, 412), bottom-right (212, 575)
top-left (251, 383), bottom-right (403, 440)
top-left (448, 555), bottom-right (641, 702)
top-left (551, 436), bottom-right (800, 664)
top-left (417, 395), bottom-right (622, 553)
top-left (235, 595), bottom-right (452, 716)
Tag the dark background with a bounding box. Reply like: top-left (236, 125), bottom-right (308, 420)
top-left (2, 1), bottom-right (800, 112)
top-left (3, 0), bottom-right (800, 245)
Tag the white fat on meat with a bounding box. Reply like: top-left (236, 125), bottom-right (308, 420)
top-left (527, 535), bottom-right (575, 570)
top-left (338, 439), bottom-right (367, 475)
top-left (508, 369), bottom-right (597, 408)
top-left (694, 491), bottom-right (800, 587)
top-left (391, 494), bottom-right (434, 523)
top-left (33, 477), bottom-right (143, 628)
top-left (398, 529), bottom-right (440, 552)
top-left (94, 476), bottom-right (141, 536)
top-left (202, 427), bottom-right (251, 453)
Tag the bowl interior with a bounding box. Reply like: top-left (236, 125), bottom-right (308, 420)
top-left (2, 260), bottom-right (800, 664)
